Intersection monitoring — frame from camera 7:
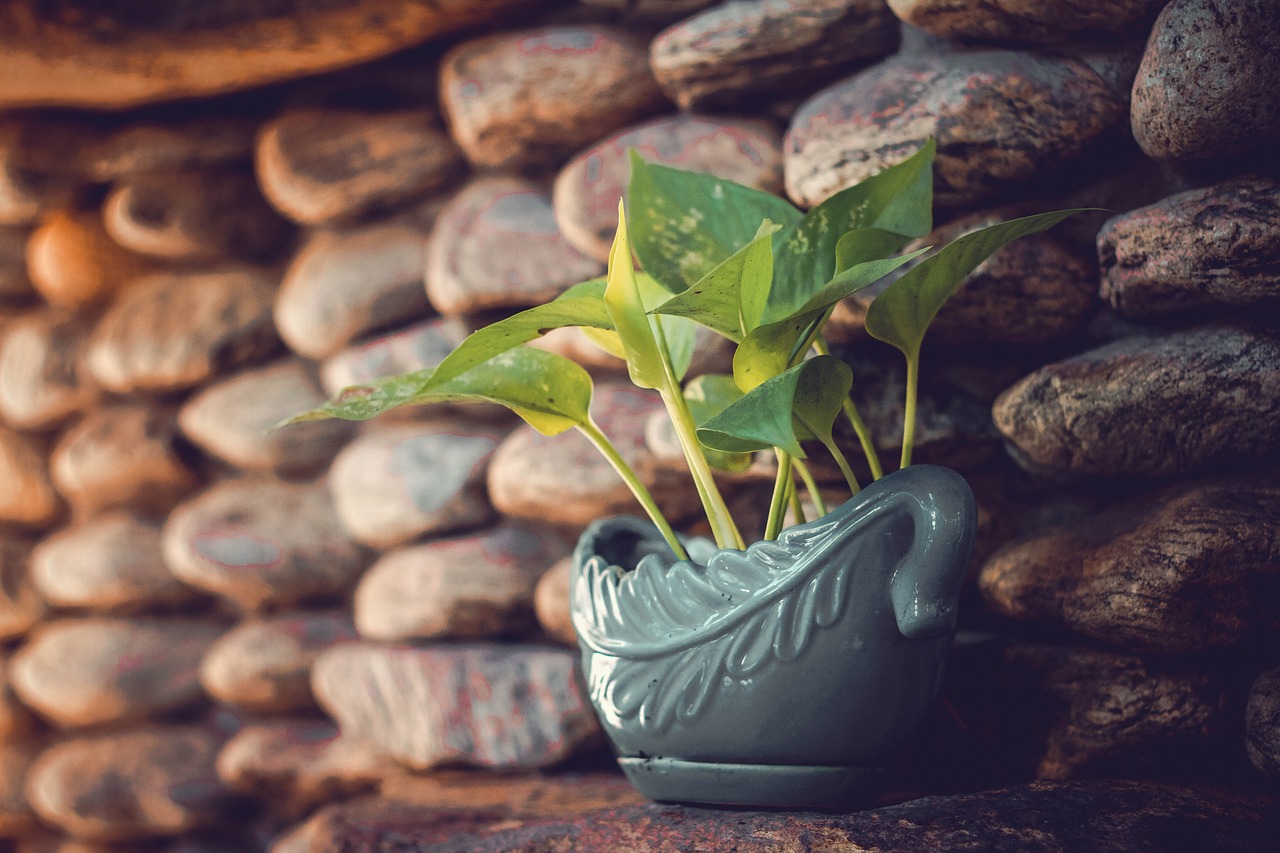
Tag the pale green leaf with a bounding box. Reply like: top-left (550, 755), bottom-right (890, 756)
top-left (604, 201), bottom-right (666, 389)
top-left (683, 374), bottom-right (752, 472)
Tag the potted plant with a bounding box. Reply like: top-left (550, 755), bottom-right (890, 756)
top-left (286, 139), bottom-right (1078, 808)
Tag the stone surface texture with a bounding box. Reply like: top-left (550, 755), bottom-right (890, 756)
top-left (0, 537), bottom-right (43, 640)
top-left (888, 0), bottom-right (1167, 44)
top-left (25, 211), bottom-right (156, 310)
top-left (1246, 667), bottom-right (1280, 778)
top-left (320, 317), bottom-right (468, 398)
top-left (0, 427), bottom-right (60, 526)
top-left (0, 311), bottom-right (97, 431)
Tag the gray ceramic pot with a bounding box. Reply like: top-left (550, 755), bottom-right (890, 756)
top-left (570, 464), bottom-right (977, 808)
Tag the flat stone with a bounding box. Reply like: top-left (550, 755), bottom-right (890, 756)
top-left (533, 557), bottom-right (575, 646)
top-left (980, 479), bottom-right (1280, 655)
top-left (86, 268), bottom-right (278, 394)
top-left (0, 0), bottom-right (546, 109)
top-left (103, 169), bottom-right (292, 262)
top-left (992, 325), bottom-right (1280, 477)
top-left (257, 108), bottom-right (461, 226)
top-left (25, 727), bottom-right (230, 842)
top-left (49, 403), bottom-right (197, 516)
top-left (440, 26), bottom-right (665, 171)
top-left (425, 176), bottom-right (603, 315)
top-left (178, 358), bottom-right (353, 476)
top-left (552, 114), bottom-right (784, 262)
top-left (1, 225), bottom-right (34, 301)
top-left (199, 611), bottom-right (358, 714)
top-left (275, 219), bottom-right (433, 360)
top-left (320, 316), bottom-right (468, 398)
top-left (0, 741), bottom-right (40, 836)
top-left (329, 420), bottom-right (505, 548)
top-left (887, 0), bottom-right (1166, 44)
top-left (30, 512), bottom-right (200, 613)
top-left (354, 525), bottom-right (567, 642)
top-left (1246, 667), bottom-right (1280, 778)
top-left (0, 311), bottom-right (98, 432)
top-left (87, 117), bottom-right (258, 182)
top-left (1131, 0), bottom-right (1280, 163)
top-left (0, 116), bottom-right (92, 226)
top-left (163, 478), bottom-right (369, 612)
top-left (651, 0), bottom-right (899, 110)
top-left (312, 642), bottom-right (600, 770)
top-left (1098, 176), bottom-right (1280, 316)
top-left (25, 211), bottom-right (156, 311)
top-left (9, 617), bottom-right (221, 728)
top-left (785, 50), bottom-right (1125, 208)
top-left (0, 537), bottom-right (43, 641)
top-left (1, 653), bottom-right (39, 741)
top-left (216, 720), bottom-right (392, 817)
top-left (0, 428), bottom-right (60, 527)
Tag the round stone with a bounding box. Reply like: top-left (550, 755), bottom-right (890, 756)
top-left (533, 557), bottom-right (575, 646)
top-left (0, 311), bottom-right (98, 432)
top-left (425, 176), bottom-right (603, 315)
top-left (0, 427), bottom-right (60, 528)
top-left (0, 741), bottom-right (40, 836)
top-left (440, 25), bottom-right (666, 170)
top-left (320, 316), bottom-right (468, 398)
top-left (886, 0), bottom-right (1166, 44)
top-left (87, 116), bottom-right (258, 182)
top-left (0, 536), bottom-right (44, 640)
top-left (25, 211), bottom-right (156, 311)
top-left (552, 114), bottom-right (784, 262)
top-left (1, 653), bottom-right (39, 741)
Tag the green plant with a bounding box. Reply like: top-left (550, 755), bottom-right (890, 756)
top-left (285, 141), bottom-right (1080, 561)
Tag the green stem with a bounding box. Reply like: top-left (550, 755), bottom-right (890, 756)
top-left (579, 419), bottom-right (688, 562)
top-left (901, 355), bottom-right (918, 470)
top-left (815, 338), bottom-right (883, 481)
top-left (765, 449), bottom-right (792, 540)
top-left (786, 473), bottom-right (806, 525)
top-left (791, 458), bottom-right (827, 516)
top-left (822, 438), bottom-right (861, 496)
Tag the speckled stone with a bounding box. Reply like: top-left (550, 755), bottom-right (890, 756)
top-left (1098, 176), bottom-right (1280, 316)
top-left (425, 176), bottom-right (603, 315)
top-left (87, 117), bottom-right (258, 182)
top-left (25, 211), bottom-right (156, 311)
top-left (0, 311), bottom-right (98, 432)
top-left (256, 108), bottom-right (461, 226)
top-left (785, 50), bottom-right (1124, 208)
top-left (1131, 0), bottom-right (1280, 163)
top-left (275, 219), bottom-right (433, 360)
top-left (199, 611), bottom-right (357, 714)
top-left (651, 0), bottom-right (899, 110)
top-left (178, 358), bottom-right (353, 476)
top-left (993, 325), bottom-right (1280, 477)
top-left (440, 26), bottom-right (666, 171)
top-left (0, 740), bottom-right (40, 836)
top-left (9, 617), bottom-right (221, 728)
top-left (887, 0), bottom-right (1166, 44)
top-left (0, 537), bottom-right (44, 641)
top-left (1, 225), bottom-right (34, 301)
top-left (552, 114), bottom-right (784, 262)
top-left (320, 316), bottom-right (468, 398)
top-left (353, 525), bottom-right (567, 642)
top-left (30, 512), bottom-right (200, 613)
top-left (312, 642), bottom-right (600, 770)
top-left (1246, 667), bottom-right (1280, 778)
top-left (0, 428), bottom-right (60, 528)
top-left (24, 727), bottom-right (230, 841)
top-left (50, 403), bottom-right (198, 516)
top-left (533, 557), bottom-right (575, 646)
top-left (163, 478), bottom-right (369, 612)
top-left (329, 420), bottom-right (505, 548)
top-left (86, 268), bottom-right (278, 394)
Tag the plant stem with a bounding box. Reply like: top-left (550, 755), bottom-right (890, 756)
top-left (814, 338), bottom-right (883, 481)
top-left (791, 458), bottom-right (827, 516)
top-left (901, 355), bottom-right (918, 469)
top-left (578, 418), bottom-right (688, 562)
top-left (822, 437), bottom-right (861, 496)
top-left (787, 473), bottom-right (806, 525)
top-left (765, 449), bottom-right (792, 540)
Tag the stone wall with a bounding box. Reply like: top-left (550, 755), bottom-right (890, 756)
top-left (1, 0), bottom-right (1278, 849)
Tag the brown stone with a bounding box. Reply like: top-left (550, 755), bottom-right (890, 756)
top-left (0, 225), bottom-right (35, 301)
top-left (0, 116), bottom-right (91, 226)
top-left (50, 404), bottom-right (197, 516)
top-left (216, 720), bottom-right (392, 817)
top-left (1098, 176), bottom-right (1280, 316)
top-left (199, 611), bottom-right (357, 714)
top-left (9, 617), bottom-right (221, 728)
top-left (87, 117), bottom-right (258, 182)
top-left (86, 268), bottom-right (278, 394)
top-left (25, 211), bottom-right (156, 311)
top-left (275, 220), bottom-right (433, 360)
top-left (0, 740), bottom-right (40, 836)
top-left (257, 108), bottom-right (461, 226)
top-left (0, 537), bottom-right (43, 641)
top-left (887, 0), bottom-right (1166, 44)
top-left (163, 478), bottom-right (369, 612)
top-left (579, 0), bottom-right (716, 18)
top-left (552, 114), bottom-right (784, 262)
top-left (992, 325), bottom-right (1280, 477)
top-left (440, 26), bottom-right (666, 171)
top-left (651, 0), bottom-right (899, 110)
top-left (1246, 667), bottom-right (1280, 778)
top-left (785, 51), bottom-right (1125, 208)
top-left (178, 358), bottom-right (353, 476)
top-left (1, 654), bottom-right (39, 741)
top-left (425, 177), bottom-right (603, 315)
top-left (533, 557), bottom-right (575, 646)
top-left (24, 727), bottom-right (229, 841)
top-left (980, 479), bottom-right (1280, 655)
top-left (0, 311), bottom-right (98, 432)
top-left (103, 169), bottom-right (292, 262)
top-left (312, 642), bottom-right (600, 770)
top-left (353, 526), bottom-right (567, 642)
top-left (0, 0), bottom-right (548, 109)
top-left (0, 428), bottom-right (60, 528)
top-left (320, 316), bottom-right (468, 398)
top-left (1131, 0), bottom-right (1280, 163)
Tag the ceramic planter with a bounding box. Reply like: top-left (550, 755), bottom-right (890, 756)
top-left (570, 464), bottom-right (977, 808)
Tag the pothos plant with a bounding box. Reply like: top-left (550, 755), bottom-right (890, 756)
top-left (286, 140), bottom-right (1079, 561)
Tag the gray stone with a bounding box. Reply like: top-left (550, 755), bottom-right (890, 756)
top-left (992, 325), bottom-right (1280, 477)
top-left (0, 537), bottom-right (43, 642)
top-left (87, 117), bottom-right (258, 182)
top-left (25, 211), bottom-right (156, 311)
top-left (0, 311), bottom-right (98, 432)
top-left (887, 0), bottom-right (1166, 44)
top-left (1246, 667), bottom-right (1280, 778)
top-left (320, 316), bottom-right (468, 399)
top-left (0, 427), bottom-right (60, 528)
top-left (440, 26), bottom-right (665, 170)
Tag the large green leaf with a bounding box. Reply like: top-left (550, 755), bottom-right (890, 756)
top-left (683, 374), bottom-right (752, 472)
top-left (834, 228), bottom-right (915, 273)
top-left (626, 151), bottom-right (801, 292)
top-left (605, 201), bottom-right (668, 390)
top-left (865, 210), bottom-right (1085, 361)
top-left (283, 347), bottom-right (593, 436)
top-left (698, 356), bottom-right (852, 458)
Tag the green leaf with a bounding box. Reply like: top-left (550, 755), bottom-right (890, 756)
top-left (626, 151), bottom-right (801, 292)
top-left (698, 356), bottom-right (853, 458)
top-left (865, 210), bottom-right (1085, 361)
top-left (683, 374), bottom-right (752, 472)
top-left (283, 347), bottom-right (593, 436)
top-left (605, 201), bottom-right (668, 390)
top-left (835, 228), bottom-right (914, 273)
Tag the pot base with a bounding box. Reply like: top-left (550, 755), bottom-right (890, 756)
top-left (618, 756), bottom-right (888, 809)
